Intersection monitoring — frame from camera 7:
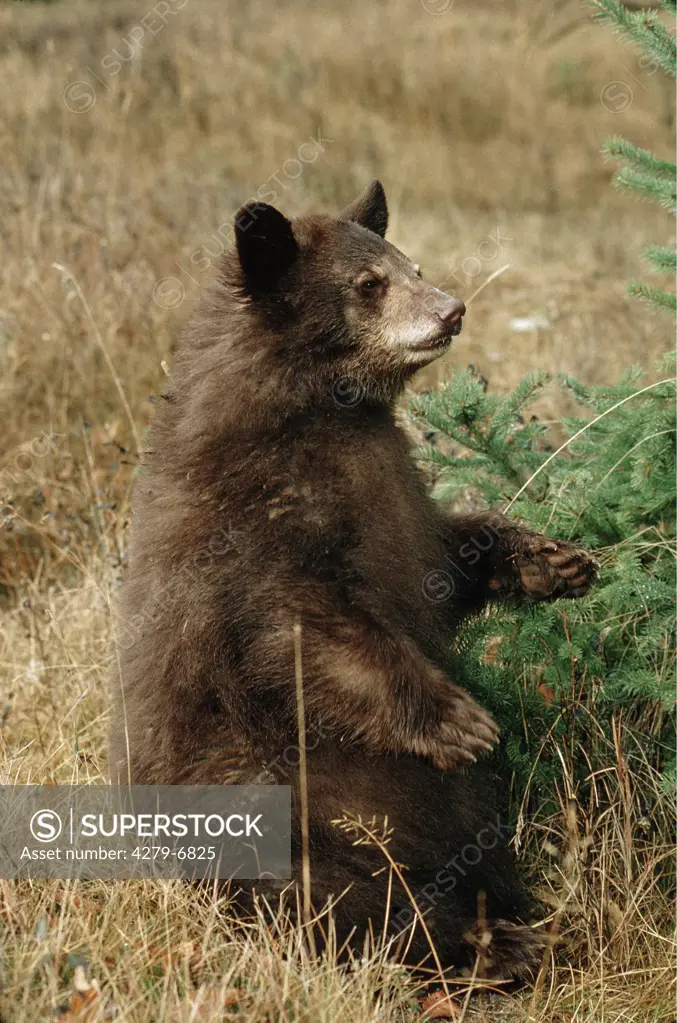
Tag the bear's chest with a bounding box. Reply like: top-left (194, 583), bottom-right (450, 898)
top-left (339, 438), bottom-right (446, 614)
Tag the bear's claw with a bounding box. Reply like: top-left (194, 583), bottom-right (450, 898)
top-left (488, 535), bottom-right (599, 602)
top-left (520, 538), bottom-right (599, 600)
top-left (412, 682), bottom-right (500, 771)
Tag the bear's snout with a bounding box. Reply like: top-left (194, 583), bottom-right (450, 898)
top-left (436, 295), bottom-right (465, 335)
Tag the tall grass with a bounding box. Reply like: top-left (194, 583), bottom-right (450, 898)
top-left (0, 1), bottom-right (674, 1019)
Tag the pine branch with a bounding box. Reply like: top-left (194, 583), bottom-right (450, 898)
top-left (414, 358), bottom-right (676, 804)
top-left (628, 279), bottom-right (677, 309)
top-left (593, 3), bottom-right (676, 315)
top-left (611, 167), bottom-right (677, 212)
top-left (589, 0), bottom-right (677, 76)
top-left (602, 137), bottom-right (676, 179)
top-left (643, 243), bottom-right (677, 273)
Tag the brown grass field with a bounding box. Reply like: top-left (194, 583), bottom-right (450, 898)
top-left (0, 0), bottom-right (674, 1019)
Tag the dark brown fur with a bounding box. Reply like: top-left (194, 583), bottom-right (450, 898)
top-left (109, 182), bottom-right (596, 975)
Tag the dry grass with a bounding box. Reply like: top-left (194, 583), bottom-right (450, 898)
top-left (0, 571), bottom-right (674, 1021)
top-left (0, 0), bottom-right (674, 1019)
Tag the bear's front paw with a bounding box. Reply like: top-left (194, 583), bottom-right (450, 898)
top-left (490, 536), bottom-right (599, 602)
top-left (412, 683), bottom-right (500, 771)
top-left (518, 537), bottom-right (599, 600)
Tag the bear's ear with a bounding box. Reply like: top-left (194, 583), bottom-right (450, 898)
top-left (340, 180), bottom-right (388, 238)
top-left (234, 202), bottom-right (298, 292)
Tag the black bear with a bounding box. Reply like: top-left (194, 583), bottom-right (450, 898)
top-left (109, 181), bottom-right (597, 976)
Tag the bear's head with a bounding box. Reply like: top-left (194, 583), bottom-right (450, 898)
top-left (228, 181), bottom-right (465, 401)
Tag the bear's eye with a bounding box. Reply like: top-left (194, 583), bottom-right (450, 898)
top-left (359, 277), bottom-right (384, 295)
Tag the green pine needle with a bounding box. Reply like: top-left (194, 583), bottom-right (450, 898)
top-left (413, 363), bottom-right (677, 809)
top-left (602, 137), bottom-right (676, 180)
top-left (628, 280), bottom-right (677, 310)
top-left (612, 167), bottom-right (677, 212)
top-left (593, 1), bottom-right (676, 316)
top-left (643, 244), bottom-right (677, 275)
top-left (589, 0), bottom-right (677, 77)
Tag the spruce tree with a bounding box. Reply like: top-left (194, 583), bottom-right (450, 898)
top-left (591, 0), bottom-right (676, 312)
top-left (411, 364), bottom-right (676, 805)
top-left (411, 1), bottom-right (677, 809)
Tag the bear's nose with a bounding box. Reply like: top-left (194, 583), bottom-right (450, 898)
top-left (437, 296), bottom-right (466, 326)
